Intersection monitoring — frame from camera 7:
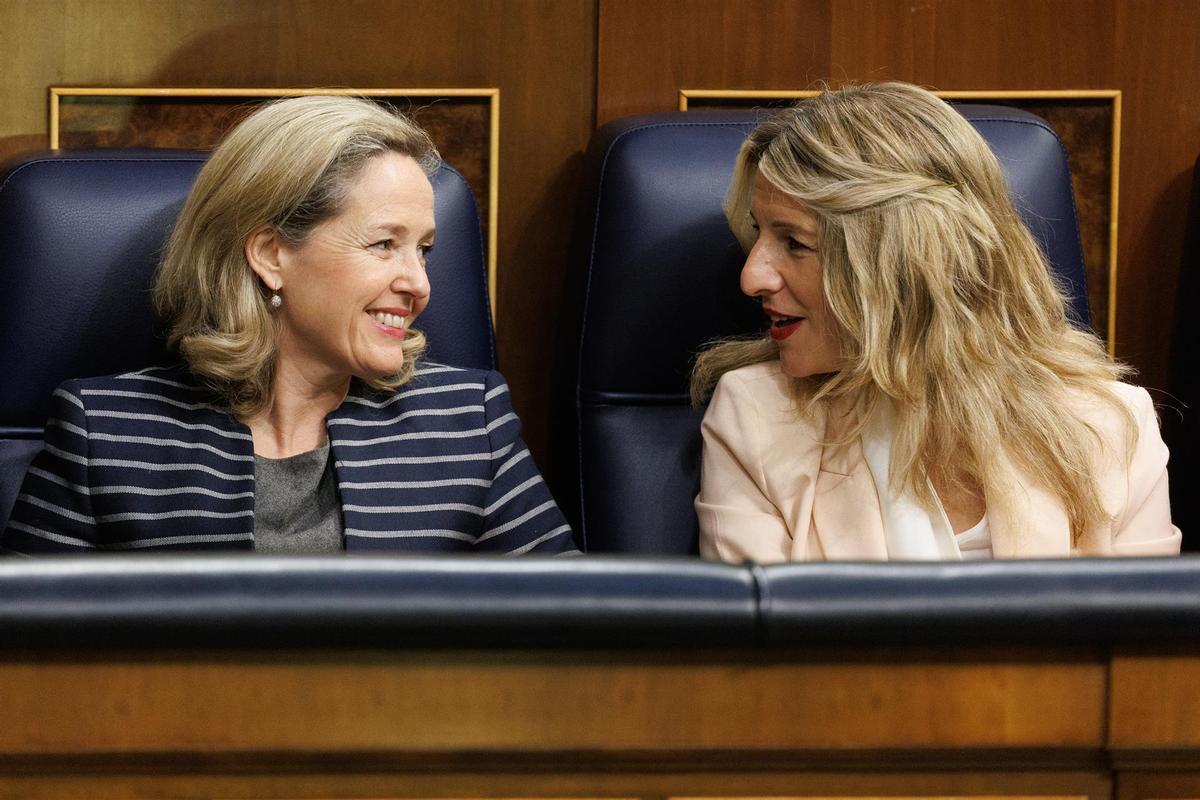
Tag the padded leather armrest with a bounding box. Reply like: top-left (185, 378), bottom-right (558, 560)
top-left (760, 557), bottom-right (1200, 645)
top-left (5, 556), bottom-right (1197, 650)
top-left (0, 555), bottom-right (758, 649)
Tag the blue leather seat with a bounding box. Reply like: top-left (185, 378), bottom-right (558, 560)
top-left (0, 149), bottom-right (494, 532)
top-left (565, 107), bottom-right (1091, 554)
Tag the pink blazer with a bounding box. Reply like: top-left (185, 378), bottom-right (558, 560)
top-left (696, 362), bottom-right (1181, 563)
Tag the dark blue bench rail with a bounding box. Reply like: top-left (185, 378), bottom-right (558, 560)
top-left (0, 555), bottom-right (1196, 649)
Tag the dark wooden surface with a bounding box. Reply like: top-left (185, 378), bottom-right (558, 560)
top-left (0, 645), bottom-right (1113, 798)
top-left (597, 0), bottom-right (834, 123)
top-left (3, 645), bottom-right (1199, 799)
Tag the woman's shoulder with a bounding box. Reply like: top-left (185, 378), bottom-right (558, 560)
top-left (713, 361), bottom-right (790, 399)
top-left (1059, 380), bottom-right (1162, 469)
top-left (60, 364), bottom-right (223, 411)
top-left (73, 363), bottom-right (202, 389)
top-left (1067, 380), bottom-right (1155, 427)
top-left (407, 361), bottom-right (498, 388)
top-left (1105, 380), bottom-right (1154, 411)
top-left (711, 361), bottom-right (818, 413)
top-left (706, 361), bottom-right (825, 432)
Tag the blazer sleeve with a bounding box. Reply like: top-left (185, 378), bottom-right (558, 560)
top-left (475, 370), bottom-right (576, 555)
top-left (2, 381), bottom-right (100, 553)
top-left (695, 371), bottom-right (794, 564)
top-left (1111, 386), bottom-right (1182, 555)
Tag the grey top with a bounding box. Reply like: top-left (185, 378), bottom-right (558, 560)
top-left (253, 443), bottom-right (343, 553)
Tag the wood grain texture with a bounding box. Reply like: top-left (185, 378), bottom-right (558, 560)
top-left (917, 0), bottom-right (1116, 89)
top-left (1110, 1), bottom-right (1200, 395)
top-left (0, 770), bottom-right (1113, 800)
top-left (0, 649), bottom-right (1106, 754)
top-left (597, 0), bottom-right (833, 125)
top-left (0, 647), bottom-right (1116, 798)
top-left (1109, 653), bottom-right (1200, 753)
top-left (828, 0), bottom-right (938, 83)
top-left (674, 797), bottom-right (1088, 800)
top-left (1115, 771), bottom-right (1200, 800)
top-left (0, 0), bottom-right (597, 463)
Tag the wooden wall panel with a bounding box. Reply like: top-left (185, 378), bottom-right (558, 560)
top-left (597, 0), bottom-right (833, 125)
top-left (597, 0), bottom-right (1200, 401)
top-left (1111, 1), bottom-right (1200, 395)
top-left (919, 0), bottom-right (1116, 88)
top-left (0, 0), bottom-right (597, 463)
top-left (828, 0), bottom-right (938, 82)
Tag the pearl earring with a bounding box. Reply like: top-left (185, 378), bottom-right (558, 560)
top-left (270, 290), bottom-right (282, 309)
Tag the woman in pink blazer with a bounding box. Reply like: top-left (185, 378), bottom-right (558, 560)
top-left (692, 83), bottom-right (1180, 563)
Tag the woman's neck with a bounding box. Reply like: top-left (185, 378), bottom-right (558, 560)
top-left (245, 363), bottom-right (350, 459)
top-left (929, 470), bottom-right (986, 534)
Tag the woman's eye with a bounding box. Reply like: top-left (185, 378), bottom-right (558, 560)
top-left (787, 236), bottom-right (814, 253)
top-left (369, 239), bottom-right (393, 252)
top-left (419, 243), bottom-right (434, 257)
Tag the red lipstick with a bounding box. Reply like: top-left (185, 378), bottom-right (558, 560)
top-left (769, 319), bottom-right (803, 341)
top-left (763, 306), bottom-right (805, 341)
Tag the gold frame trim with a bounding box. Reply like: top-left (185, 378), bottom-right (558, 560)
top-left (50, 86), bottom-right (502, 324)
top-left (680, 88), bottom-right (1122, 353)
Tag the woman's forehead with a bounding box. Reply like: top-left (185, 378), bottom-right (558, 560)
top-left (751, 173), bottom-right (819, 231)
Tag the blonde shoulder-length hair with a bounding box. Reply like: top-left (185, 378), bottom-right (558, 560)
top-left (153, 95), bottom-right (439, 419)
top-left (692, 82), bottom-right (1132, 542)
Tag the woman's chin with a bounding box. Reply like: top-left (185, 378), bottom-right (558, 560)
top-left (355, 357), bottom-right (405, 383)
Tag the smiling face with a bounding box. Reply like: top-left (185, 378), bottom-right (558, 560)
top-left (262, 151), bottom-right (435, 388)
top-left (741, 171), bottom-right (842, 379)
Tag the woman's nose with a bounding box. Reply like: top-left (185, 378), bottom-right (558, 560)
top-left (392, 250), bottom-right (431, 299)
top-left (740, 242), bottom-right (782, 297)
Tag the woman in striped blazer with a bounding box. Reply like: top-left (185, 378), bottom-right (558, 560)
top-left (2, 96), bottom-right (574, 555)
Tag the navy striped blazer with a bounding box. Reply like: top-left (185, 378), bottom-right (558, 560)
top-left (2, 363), bottom-right (575, 554)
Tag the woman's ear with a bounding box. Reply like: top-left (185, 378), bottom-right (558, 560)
top-left (244, 225), bottom-right (285, 291)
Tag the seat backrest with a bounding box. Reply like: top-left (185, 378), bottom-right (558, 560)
top-left (0, 149), bottom-right (494, 531)
top-left (568, 106), bottom-right (1090, 554)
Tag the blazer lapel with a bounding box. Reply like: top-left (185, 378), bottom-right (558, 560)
top-left (811, 402), bottom-right (888, 560)
top-left (800, 395), bottom-right (1073, 560)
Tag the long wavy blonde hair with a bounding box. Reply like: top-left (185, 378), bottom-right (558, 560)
top-left (692, 82), bottom-right (1132, 541)
top-left (154, 96), bottom-right (439, 419)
